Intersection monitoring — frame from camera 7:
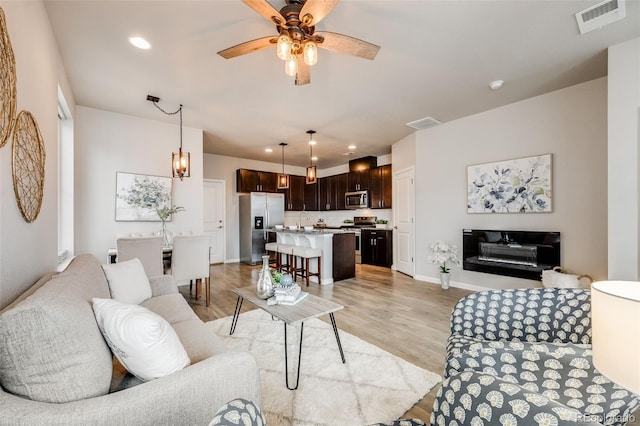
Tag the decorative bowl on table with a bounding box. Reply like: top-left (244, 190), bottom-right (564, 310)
top-left (304, 226), bottom-right (314, 232)
top-left (288, 225), bottom-right (298, 231)
top-left (275, 225), bottom-right (284, 230)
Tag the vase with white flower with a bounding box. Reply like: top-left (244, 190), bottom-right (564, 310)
top-left (156, 205), bottom-right (185, 246)
top-left (429, 240), bottom-right (462, 289)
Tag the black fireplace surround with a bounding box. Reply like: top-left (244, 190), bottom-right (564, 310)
top-left (462, 229), bottom-right (560, 280)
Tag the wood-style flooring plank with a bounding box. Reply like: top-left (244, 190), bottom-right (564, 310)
top-left (181, 262), bottom-right (469, 423)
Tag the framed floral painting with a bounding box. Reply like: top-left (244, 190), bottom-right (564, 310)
top-left (115, 172), bottom-right (172, 221)
top-left (467, 154), bottom-right (552, 213)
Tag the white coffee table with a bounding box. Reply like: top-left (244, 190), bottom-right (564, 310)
top-left (230, 286), bottom-right (345, 390)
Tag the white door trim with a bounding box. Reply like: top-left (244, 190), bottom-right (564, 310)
top-left (203, 178), bottom-right (226, 264)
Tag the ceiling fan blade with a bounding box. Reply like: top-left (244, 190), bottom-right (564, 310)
top-left (242, 0), bottom-right (286, 27)
top-left (295, 56), bottom-right (311, 86)
top-left (299, 0), bottom-right (340, 27)
top-left (217, 36), bottom-right (276, 59)
top-left (315, 31), bottom-right (380, 60)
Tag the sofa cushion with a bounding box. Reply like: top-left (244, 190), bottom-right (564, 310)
top-left (141, 293), bottom-right (200, 324)
top-left (172, 319), bottom-right (229, 363)
top-left (92, 298), bottom-right (190, 381)
top-left (102, 258), bottom-right (152, 304)
top-left (0, 255), bottom-right (113, 403)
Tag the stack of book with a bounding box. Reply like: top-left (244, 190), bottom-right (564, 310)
top-left (274, 284), bottom-right (308, 305)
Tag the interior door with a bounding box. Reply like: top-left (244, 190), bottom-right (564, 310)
top-left (393, 167), bottom-right (415, 276)
top-left (203, 179), bottom-right (225, 264)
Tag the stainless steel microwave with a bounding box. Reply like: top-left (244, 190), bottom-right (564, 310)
top-left (345, 191), bottom-right (369, 209)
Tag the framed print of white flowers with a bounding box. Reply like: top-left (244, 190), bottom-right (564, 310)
top-left (467, 154), bottom-right (552, 213)
top-left (115, 172), bottom-right (172, 221)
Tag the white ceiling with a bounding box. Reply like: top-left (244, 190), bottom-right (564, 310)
top-left (44, 0), bottom-right (640, 169)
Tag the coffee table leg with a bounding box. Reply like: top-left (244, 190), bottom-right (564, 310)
top-left (284, 322), bottom-right (304, 390)
top-left (329, 313), bottom-right (346, 363)
top-left (229, 296), bottom-right (244, 335)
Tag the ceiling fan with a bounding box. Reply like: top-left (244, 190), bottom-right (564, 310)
top-left (217, 0), bottom-right (380, 86)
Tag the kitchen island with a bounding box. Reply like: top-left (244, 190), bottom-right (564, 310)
top-left (274, 229), bottom-right (355, 285)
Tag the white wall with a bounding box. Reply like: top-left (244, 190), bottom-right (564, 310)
top-left (402, 78), bottom-right (608, 289)
top-left (203, 153), bottom-right (392, 262)
top-left (608, 37), bottom-right (640, 280)
top-left (0, 2), bottom-right (74, 309)
top-left (74, 106), bottom-right (203, 262)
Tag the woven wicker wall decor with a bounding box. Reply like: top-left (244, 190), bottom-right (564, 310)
top-left (0, 7), bottom-right (16, 148)
top-left (12, 110), bottom-right (45, 223)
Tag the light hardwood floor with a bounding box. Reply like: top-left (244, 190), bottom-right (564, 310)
top-left (181, 262), bottom-right (471, 423)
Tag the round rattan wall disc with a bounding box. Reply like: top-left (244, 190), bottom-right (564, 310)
top-left (12, 110), bottom-right (45, 223)
top-left (0, 7), bottom-right (17, 148)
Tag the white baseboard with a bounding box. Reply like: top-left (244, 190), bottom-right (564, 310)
top-left (414, 274), bottom-right (491, 292)
top-left (225, 258), bottom-right (240, 264)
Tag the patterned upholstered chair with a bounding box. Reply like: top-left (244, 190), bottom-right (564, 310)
top-left (430, 288), bottom-right (640, 426)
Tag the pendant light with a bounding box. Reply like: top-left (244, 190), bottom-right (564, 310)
top-left (277, 142), bottom-right (290, 189)
top-left (147, 95), bottom-right (190, 180)
top-left (306, 130), bottom-right (317, 184)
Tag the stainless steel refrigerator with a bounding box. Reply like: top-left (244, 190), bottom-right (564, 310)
top-left (239, 192), bottom-right (285, 265)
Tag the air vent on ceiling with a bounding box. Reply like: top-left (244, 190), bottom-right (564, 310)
top-left (406, 116), bottom-right (442, 130)
top-left (576, 0), bottom-right (626, 35)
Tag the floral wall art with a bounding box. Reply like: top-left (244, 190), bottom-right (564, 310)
top-left (115, 172), bottom-right (172, 221)
top-left (467, 154), bottom-right (552, 213)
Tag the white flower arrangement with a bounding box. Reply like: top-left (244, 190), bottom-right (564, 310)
top-left (429, 240), bottom-right (462, 273)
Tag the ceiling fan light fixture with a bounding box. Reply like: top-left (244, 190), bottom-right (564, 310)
top-left (277, 33), bottom-right (292, 60)
top-left (303, 41), bottom-right (317, 66)
top-left (285, 55), bottom-right (298, 77)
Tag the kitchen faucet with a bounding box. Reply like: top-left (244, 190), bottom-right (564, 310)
top-left (298, 211), bottom-right (310, 228)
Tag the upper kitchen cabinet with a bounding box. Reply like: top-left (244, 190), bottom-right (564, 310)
top-left (347, 170), bottom-right (370, 192)
top-left (304, 180), bottom-right (318, 211)
top-left (236, 169), bottom-right (278, 192)
top-left (369, 165), bottom-right (392, 209)
top-left (347, 156), bottom-right (376, 192)
top-left (280, 175), bottom-right (305, 211)
top-left (319, 173), bottom-right (348, 211)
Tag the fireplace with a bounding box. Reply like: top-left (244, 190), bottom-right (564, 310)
top-left (462, 229), bottom-right (560, 280)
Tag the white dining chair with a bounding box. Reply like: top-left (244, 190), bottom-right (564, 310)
top-left (116, 236), bottom-right (164, 277)
top-left (171, 234), bottom-right (211, 307)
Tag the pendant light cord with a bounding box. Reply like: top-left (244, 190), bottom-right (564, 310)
top-left (152, 102), bottom-right (183, 149)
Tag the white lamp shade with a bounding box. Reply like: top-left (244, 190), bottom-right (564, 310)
top-left (591, 280), bottom-right (640, 395)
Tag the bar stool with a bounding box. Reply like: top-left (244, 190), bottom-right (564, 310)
top-left (265, 242), bottom-right (279, 268)
top-left (276, 244), bottom-right (296, 274)
top-left (292, 246), bottom-right (322, 286)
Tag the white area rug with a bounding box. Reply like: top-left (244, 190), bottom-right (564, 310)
top-left (208, 309), bottom-right (441, 426)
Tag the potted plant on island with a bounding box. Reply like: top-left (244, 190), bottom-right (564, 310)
top-left (428, 240), bottom-right (462, 289)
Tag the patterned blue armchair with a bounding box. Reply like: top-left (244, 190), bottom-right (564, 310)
top-left (431, 288), bottom-right (640, 426)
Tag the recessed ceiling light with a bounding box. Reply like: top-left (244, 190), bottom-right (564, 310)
top-left (309, 141), bottom-right (316, 145)
top-left (129, 36), bottom-right (151, 50)
top-left (348, 145), bottom-right (356, 150)
top-left (489, 80), bottom-right (504, 90)
top-left (265, 148), bottom-right (273, 153)
top-left (311, 156), bottom-right (318, 161)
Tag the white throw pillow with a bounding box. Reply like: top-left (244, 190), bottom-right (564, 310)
top-left (91, 298), bottom-right (190, 381)
top-left (102, 258), bottom-right (152, 304)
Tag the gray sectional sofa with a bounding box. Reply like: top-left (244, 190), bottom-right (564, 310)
top-left (430, 288), bottom-right (640, 426)
top-left (0, 254), bottom-right (261, 425)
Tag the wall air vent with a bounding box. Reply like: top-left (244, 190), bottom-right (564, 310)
top-left (406, 116), bottom-right (442, 130)
top-left (576, 0), bottom-right (626, 35)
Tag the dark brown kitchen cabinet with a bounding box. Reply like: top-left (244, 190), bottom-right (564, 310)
top-left (361, 229), bottom-right (393, 267)
top-left (236, 169), bottom-right (278, 193)
top-left (347, 170), bottom-right (369, 192)
top-left (280, 175), bottom-right (305, 211)
top-left (369, 165), bottom-right (392, 209)
top-left (304, 180), bottom-right (318, 211)
top-left (318, 173), bottom-right (348, 211)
